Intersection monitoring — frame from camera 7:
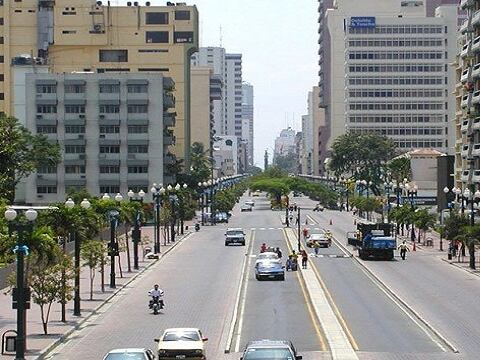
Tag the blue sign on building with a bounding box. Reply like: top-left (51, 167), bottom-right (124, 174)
top-left (350, 17), bottom-right (376, 28)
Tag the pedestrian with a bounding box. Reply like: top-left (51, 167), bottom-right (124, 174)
top-left (313, 241), bottom-right (320, 256)
top-left (302, 227), bottom-right (309, 240)
top-left (275, 247), bottom-right (282, 259)
top-left (398, 241), bottom-right (410, 260)
top-left (300, 250), bottom-right (308, 269)
top-left (260, 243), bottom-right (267, 253)
top-left (295, 216), bottom-right (299, 225)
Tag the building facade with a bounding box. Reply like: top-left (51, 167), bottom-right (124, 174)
top-left (1, 0), bottom-right (198, 162)
top-left (274, 127), bottom-right (296, 159)
top-left (241, 82), bottom-right (254, 166)
top-left (191, 67), bottom-right (213, 149)
top-left (16, 72), bottom-right (174, 204)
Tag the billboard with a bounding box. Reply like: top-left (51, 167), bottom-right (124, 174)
top-left (350, 17), bottom-right (376, 28)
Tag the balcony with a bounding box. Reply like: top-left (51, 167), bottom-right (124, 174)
top-left (461, 119), bottom-right (470, 133)
top-left (461, 43), bottom-right (470, 58)
top-left (163, 130), bottom-right (175, 146)
top-left (473, 144), bottom-right (480, 157)
top-left (461, 94), bottom-right (470, 108)
top-left (472, 90), bottom-right (480, 105)
top-left (473, 63), bottom-right (480, 80)
top-left (460, 19), bottom-right (469, 34)
top-left (163, 152), bottom-right (176, 165)
top-left (461, 170), bottom-right (470, 182)
top-left (461, 68), bottom-right (470, 83)
top-left (163, 112), bottom-right (175, 127)
top-left (473, 117), bottom-right (480, 130)
top-left (163, 94), bottom-right (175, 110)
top-left (473, 10), bottom-right (480, 27)
top-left (472, 36), bottom-right (480, 54)
top-left (462, 144), bottom-right (470, 158)
top-left (461, 0), bottom-right (475, 10)
top-left (473, 170), bottom-right (480, 182)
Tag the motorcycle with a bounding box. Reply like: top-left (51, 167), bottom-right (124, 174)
top-left (149, 296), bottom-right (164, 315)
top-left (195, 223), bottom-right (200, 232)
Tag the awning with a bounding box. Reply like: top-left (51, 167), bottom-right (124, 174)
top-left (64, 139), bottom-right (86, 146)
top-left (64, 79), bottom-right (86, 86)
top-left (99, 139), bottom-right (120, 146)
top-left (126, 118), bottom-right (149, 125)
top-left (99, 79), bottom-right (120, 85)
top-left (36, 99), bottom-right (57, 105)
top-left (127, 159), bottom-right (149, 166)
top-left (99, 179), bottom-right (120, 186)
top-left (99, 99), bottom-right (120, 105)
top-left (63, 159), bottom-right (86, 166)
top-left (99, 119), bottom-right (120, 126)
top-left (126, 99), bottom-right (148, 105)
top-left (98, 159), bottom-right (121, 166)
top-left (36, 119), bottom-right (57, 126)
top-left (36, 178), bottom-right (57, 186)
top-left (64, 179), bottom-right (86, 186)
top-left (64, 119), bottom-right (86, 126)
top-left (127, 139), bottom-right (149, 146)
top-left (127, 180), bottom-right (149, 186)
top-left (36, 79), bottom-right (57, 85)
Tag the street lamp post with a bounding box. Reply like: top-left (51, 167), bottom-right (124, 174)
top-left (102, 193), bottom-right (123, 289)
top-left (64, 197), bottom-right (91, 317)
top-left (151, 184), bottom-right (166, 253)
top-left (406, 183), bottom-right (418, 245)
top-left (297, 207), bottom-right (301, 252)
top-left (127, 189), bottom-right (145, 270)
top-left (384, 182), bottom-right (393, 223)
top-left (167, 184), bottom-right (180, 243)
top-left (5, 208), bottom-right (38, 360)
top-left (179, 183), bottom-right (188, 234)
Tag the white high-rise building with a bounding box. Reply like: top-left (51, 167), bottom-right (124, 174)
top-left (324, 0), bottom-right (458, 154)
top-left (242, 82), bottom-right (254, 166)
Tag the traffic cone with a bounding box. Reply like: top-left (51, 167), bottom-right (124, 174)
top-left (329, 219), bottom-right (333, 225)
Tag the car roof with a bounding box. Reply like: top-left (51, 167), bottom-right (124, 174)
top-left (310, 234), bottom-right (327, 238)
top-left (107, 348), bottom-right (148, 353)
top-left (246, 340), bottom-right (293, 348)
top-left (164, 327), bottom-right (200, 332)
top-left (227, 228), bottom-right (243, 231)
top-left (258, 252), bottom-right (278, 256)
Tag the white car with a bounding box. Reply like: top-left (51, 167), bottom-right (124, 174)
top-left (255, 252), bottom-right (280, 266)
top-left (245, 200), bottom-right (255, 207)
top-left (145, 252), bottom-right (159, 260)
top-left (155, 327), bottom-right (208, 360)
top-left (103, 348), bottom-right (155, 360)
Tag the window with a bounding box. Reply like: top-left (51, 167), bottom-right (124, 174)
top-left (0, 18), bottom-right (3, 25)
top-left (138, 68), bottom-right (169, 72)
top-left (37, 165), bottom-right (57, 174)
top-left (100, 145), bottom-right (120, 153)
top-left (138, 49), bottom-right (169, 53)
top-left (99, 84), bottom-right (120, 93)
top-left (100, 165), bottom-right (120, 173)
top-left (145, 12), bottom-right (168, 24)
top-left (65, 125), bottom-right (85, 133)
top-left (37, 105), bottom-right (57, 113)
top-left (62, 30), bottom-right (76, 34)
top-left (146, 31), bottom-right (169, 43)
top-left (37, 186), bottom-right (57, 194)
top-left (0, 74), bottom-right (3, 81)
top-left (99, 125), bottom-right (120, 133)
top-left (100, 185), bottom-right (120, 194)
top-left (175, 10), bottom-right (190, 20)
top-left (128, 125), bottom-right (148, 133)
top-left (100, 104), bottom-right (120, 113)
top-left (0, 56), bottom-right (4, 63)
top-left (37, 125), bottom-right (57, 134)
top-left (65, 105), bottom-right (85, 113)
top-left (65, 145), bottom-right (85, 153)
top-left (127, 84), bottom-right (148, 93)
top-left (174, 31), bottom-right (193, 43)
top-left (128, 145), bottom-right (148, 153)
top-left (99, 49), bottom-right (128, 62)
top-left (65, 84), bottom-right (85, 93)
top-left (37, 84), bottom-right (56, 93)
top-left (65, 165), bottom-right (85, 174)
top-left (127, 104), bottom-right (148, 113)
top-left (128, 165), bottom-right (148, 173)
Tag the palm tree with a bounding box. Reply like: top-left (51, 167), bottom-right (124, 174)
top-left (455, 224), bottom-right (480, 269)
top-left (412, 209), bottom-right (437, 244)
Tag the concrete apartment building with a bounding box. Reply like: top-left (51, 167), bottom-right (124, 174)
top-left (241, 82), bottom-right (254, 166)
top-left (274, 127), bottom-right (296, 160)
top-left (456, 0), bottom-right (480, 190)
top-left (301, 87), bottom-right (323, 175)
top-left (1, 0), bottom-right (198, 163)
top-left (15, 72), bottom-right (175, 204)
top-left (323, 0), bottom-right (458, 156)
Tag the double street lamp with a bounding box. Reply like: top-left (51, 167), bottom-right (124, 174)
top-left (405, 182), bottom-right (418, 244)
top-left (462, 187), bottom-right (480, 226)
top-left (102, 192), bottom-right (123, 289)
top-left (127, 189), bottom-right (145, 270)
top-left (4, 207), bottom-right (38, 360)
top-left (151, 184), bottom-right (166, 253)
top-left (64, 197), bottom-right (91, 317)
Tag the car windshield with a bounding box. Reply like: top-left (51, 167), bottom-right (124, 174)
top-left (162, 331), bottom-right (200, 341)
top-left (258, 261), bottom-right (281, 269)
top-left (258, 253), bottom-right (278, 260)
top-left (104, 353), bottom-right (146, 360)
top-left (227, 230), bottom-right (243, 236)
top-left (244, 348), bottom-right (294, 359)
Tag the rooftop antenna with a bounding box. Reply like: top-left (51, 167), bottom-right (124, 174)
top-left (219, 25), bottom-right (223, 47)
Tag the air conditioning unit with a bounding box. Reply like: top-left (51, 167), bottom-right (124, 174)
top-left (37, 194), bottom-right (44, 199)
top-left (99, 134), bottom-right (106, 138)
top-left (79, 114), bottom-right (85, 119)
top-left (79, 154), bottom-right (86, 159)
top-left (80, 175), bottom-right (86, 179)
top-left (92, 24), bottom-right (104, 33)
top-left (78, 134), bottom-right (84, 139)
top-left (99, 115), bottom-right (105, 119)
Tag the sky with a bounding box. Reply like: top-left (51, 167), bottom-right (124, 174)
top-left (117, 0), bottom-right (319, 167)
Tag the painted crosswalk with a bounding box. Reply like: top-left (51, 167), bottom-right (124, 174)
top-left (250, 227), bottom-right (322, 231)
top-left (308, 253), bottom-right (352, 258)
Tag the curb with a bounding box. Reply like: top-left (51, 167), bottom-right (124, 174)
top-left (441, 258), bottom-right (480, 278)
top-left (327, 231), bottom-right (459, 354)
top-left (36, 232), bottom-right (192, 359)
top-left (224, 230), bottom-right (254, 354)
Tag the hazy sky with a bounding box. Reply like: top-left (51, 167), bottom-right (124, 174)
top-left (118, 0), bottom-right (319, 166)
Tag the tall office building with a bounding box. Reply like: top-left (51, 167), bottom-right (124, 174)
top-left (226, 53), bottom-right (243, 138)
top-left (1, 0), bottom-right (198, 163)
top-left (241, 82), bottom-right (254, 166)
top-left (323, 0), bottom-right (457, 155)
top-left (16, 72), bottom-right (174, 204)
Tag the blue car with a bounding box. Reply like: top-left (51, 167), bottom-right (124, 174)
top-left (255, 260), bottom-right (285, 281)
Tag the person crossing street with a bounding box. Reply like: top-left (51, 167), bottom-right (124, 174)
top-left (398, 241), bottom-right (410, 260)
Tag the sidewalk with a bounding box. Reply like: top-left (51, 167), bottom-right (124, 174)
top-left (0, 224), bottom-right (192, 359)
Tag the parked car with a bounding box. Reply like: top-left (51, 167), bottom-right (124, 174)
top-left (241, 204), bottom-right (253, 212)
top-left (225, 228), bottom-right (246, 246)
top-left (145, 252), bottom-right (159, 260)
top-left (103, 348), bottom-right (155, 360)
top-left (255, 260), bottom-right (285, 280)
top-left (245, 200), bottom-right (255, 207)
top-left (306, 233), bottom-right (331, 248)
top-left (155, 328), bottom-right (208, 360)
top-left (241, 340), bottom-right (302, 360)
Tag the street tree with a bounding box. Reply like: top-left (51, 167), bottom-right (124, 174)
top-left (273, 152), bottom-right (297, 174)
top-left (412, 209), bottom-right (437, 243)
top-left (250, 178), bottom-right (290, 207)
top-left (329, 133), bottom-right (395, 194)
top-left (81, 240), bottom-right (106, 300)
top-left (387, 157), bottom-right (411, 183)
top-left (455, 224), bottom-right (480, 269)
top-left (0, 114), bottom-right (61, 202)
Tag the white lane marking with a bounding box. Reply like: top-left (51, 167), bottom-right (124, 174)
top-left (259, 227), bottom-right (266, 230)
top-left (268, 227), bottom-right (275, 230)
top-left (234, 232), bottom-right (255, 352)
top-left (284, 229), bottom-right (358, 360)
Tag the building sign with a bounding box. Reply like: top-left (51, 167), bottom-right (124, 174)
top-left (350, 17), bottom-right (376, 28)
top-left (401, 196), bottom-right (437, 206)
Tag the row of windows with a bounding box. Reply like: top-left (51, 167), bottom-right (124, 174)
top-left (348, 25), bottom-right (443, 35)
top-left (60, 165), bottom-right (148, 174)
top-left (348, 51), bottom-right (443, 60)
top-left (37, 105), bottom-right (149, 114)
top-left (348, 39), bottom-right (443, 47)
top-left (349, 102), bottom-right (444, 110)
top-left (145, 10), bottom-right (191, 24)
top-left (64, 145), bottom-right (149, 154)
top-left (348, 89), bottom-right (444, 98)
top-left (146, 31), bottom-right (194, 44)
top-left (37, 124), bottom-right (149, 134)
top-left (348, 127), bottom-right (443, 136)
top-left (348, 64), bottom-right (443, 73)
top-left (37, 185), bottom-right (149, 195)
top-left (36, 84), bottom-right (149, 94)
top-left (348, 115), bottom-right (444, 123)
top-left (348, 76), bottom-right (443, 85)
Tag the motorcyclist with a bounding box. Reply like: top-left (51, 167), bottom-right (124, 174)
top-left (260, 243), bottom-right (267, 253)
top-left (148, 284), bottom-right (164, 309)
